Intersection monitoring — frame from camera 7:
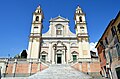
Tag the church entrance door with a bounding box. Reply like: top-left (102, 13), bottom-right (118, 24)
top-left (57, 54), bottom-right (62, 64)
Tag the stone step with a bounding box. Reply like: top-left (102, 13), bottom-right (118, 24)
top-left (28, 64), bottom-right (92, 79)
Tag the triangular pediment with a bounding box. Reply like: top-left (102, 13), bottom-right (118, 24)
top-left (49, 15), bottom-right (69, 22)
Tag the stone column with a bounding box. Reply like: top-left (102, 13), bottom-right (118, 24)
top-left (28, 59), bottom-right (32, 76)
top-left (37, 59), bottom-right (41, 71)
top-left (2, 59), bottom-right (8, 77)
top-left (79, 62), bottom-right (82, 71)
top-left (48, 42), bottom-right (52, 62)
top-left (12, 59), bottom-right (17, 77)
top-left (27, 39), bottom-right (33, 58)
top-left (64, 50), bottom-right (66, 64)
top-left (53, 49), bottom-right (55, 64)
top-left (87, 62), bottom-right (90, 73)
top-left (67, 42), bottom-right (70, 63)
top-left (62, 51), bottom-right (64, 64)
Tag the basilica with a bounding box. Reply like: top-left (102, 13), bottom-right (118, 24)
top-left (0, 5), bottom-right (101, 78)
top-left (27, 5), bottom-right (91, 64)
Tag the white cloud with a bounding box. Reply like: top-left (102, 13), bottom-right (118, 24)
top-left (90, 42), bottom-right (98, 54)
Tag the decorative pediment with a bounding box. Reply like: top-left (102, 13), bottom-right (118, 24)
top-left (49, 15), bottom-right (69, 22)
top-left (53, 41), bottom-right (67, 50)
top-left (71, 51), bottom-right (79, 54)
top-left (41, 51), bottom-right (48, 54)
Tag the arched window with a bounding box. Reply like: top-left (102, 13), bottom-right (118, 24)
top-left (37, 10), bottom-right (39, 13)
top-left (41, 51), bottom-right (48, 61)
top-left (71, 51), bottom-right (78, 61)
top-left (73, 55), bottom-right (77, 61)
top-left (56, 24), bottom-right (63, 35)
top-left (79, 16), bottom-right (82, 22)
top-left (36, 16), bottom-right (39, 21)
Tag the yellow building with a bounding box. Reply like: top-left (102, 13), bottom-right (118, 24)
top-left (114, 11), bottom-right (120, 42)
top-left (96, 11), bottom-right (120, 79)
top-left (111, 11), bottom-right (120, 79)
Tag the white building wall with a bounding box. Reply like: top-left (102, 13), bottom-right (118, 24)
top-left (28, 9), bottom-right (91, 63)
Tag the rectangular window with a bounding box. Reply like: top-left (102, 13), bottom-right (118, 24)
top-left (108, 51), bottom-right (112, 63)
top-left (103, 50), bottom-right (106, 59)
top-left (105, 37), bottom-right (108, 45)
top-left (111, 27), bottom-right (116, 37)
top-left (80, 27), bottom-right (84, 29)
top-left (116, 44), bottom-right (120, 57)
top-left (115, 67), bottom-right (120, 79)
top-left (56, 30), bottom-right (62, 35)
top-left (34, 26), bottom-right (38, 28)
top-left (73, 55), bottom-right (77, 61)
top-left (117, 23), bottom-right (120, 33)
top-left (42, 55), bottom-right (46, 61)
top-left (100, 41), bottom-right (105, 48)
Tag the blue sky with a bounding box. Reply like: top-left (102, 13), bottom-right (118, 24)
top-left (0, 0), bottom-right (120, 57)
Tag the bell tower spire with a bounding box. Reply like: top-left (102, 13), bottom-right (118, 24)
top-left (27, 5), bottom-right (44, 58)
top-left (74, 5), bottom-right (91, 58)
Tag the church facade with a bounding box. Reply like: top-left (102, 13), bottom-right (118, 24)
top-left (27, 5), bottom-right (91, 64)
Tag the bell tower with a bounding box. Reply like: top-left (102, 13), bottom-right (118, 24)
top-left (74, 5), bottom-right (91, 58)
top-left (27, 5), bottom-right (44, 58)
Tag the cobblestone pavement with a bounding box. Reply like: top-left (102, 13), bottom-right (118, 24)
top-left (28, 64), bottom-right (92, 79)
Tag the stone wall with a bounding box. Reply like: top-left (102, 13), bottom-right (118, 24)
top-left (0, 58), bottom-right (48, 77)
top-left (71, 58), bottom-right (102, 78)
top-left (72, 62), bottom-right (101, 73)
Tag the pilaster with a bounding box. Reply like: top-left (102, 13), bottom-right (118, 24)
top-left (37, 59), bottom-right (41, 71)
top-left (48, 42), bottom-right (52, 62)
top-left (87, 62), bottom-right (90, 73)
top-left (67, 42), bottom-right (70, 63)
top-left (78, 41), bottom-right (83, 58)
top-left (12, 59), bottom-right (17, 77)
top-left (2, 59), bottom-right (8, 77)
top-left (79, 62), bottom-right (82, 71)
top-left (28, 59), bottom-right (32, 76)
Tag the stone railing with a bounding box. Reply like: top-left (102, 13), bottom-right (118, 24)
top-left (69, 58), bottom-right (99, 64)
top-left (0, 58), bottom-right (50, 77)
top-left (0, 58), bottom-right (51, 65)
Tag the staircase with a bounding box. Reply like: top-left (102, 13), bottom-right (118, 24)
top-left (28, 64), bottom-right (92, 79)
